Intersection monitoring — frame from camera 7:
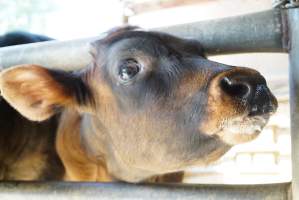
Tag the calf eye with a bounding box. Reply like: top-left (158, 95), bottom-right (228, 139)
top-left (118, 59), bottom-right (140, 82)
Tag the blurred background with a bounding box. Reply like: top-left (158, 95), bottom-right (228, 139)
top-left (0, 0), bottom-right (290, 184)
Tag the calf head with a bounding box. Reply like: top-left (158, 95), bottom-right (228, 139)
top-left (0, 27), bottom-right (277, 182)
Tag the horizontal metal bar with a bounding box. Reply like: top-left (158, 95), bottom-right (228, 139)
top-left (154, 9), bottom-right (288, 55)
top-left (0, 9), bottom-right (287, 71)
top-left (0, 182), bottom-right (291, 200)
top-left (0, 37), bottom-right (100, 71)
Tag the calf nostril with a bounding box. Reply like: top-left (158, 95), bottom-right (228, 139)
top-left (220, 77), bottom-right (250, 99)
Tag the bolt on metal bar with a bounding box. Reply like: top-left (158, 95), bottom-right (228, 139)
top-left (0, 182), bottom-right (291, 200)
top-left (288, 7), bottom-right (299, 200)
top-left (0, 9), bottom-right (287, 71)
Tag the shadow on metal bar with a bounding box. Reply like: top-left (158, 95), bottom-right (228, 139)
top-left (0, 182), bottom-right (291, 200)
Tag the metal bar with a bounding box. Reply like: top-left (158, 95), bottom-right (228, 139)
top-left (0, 8), bottom-right (293, 199)
top-left (0, 9), bottom-right (287, 71)
top-left (0, 37), bottom-right (101, 71)
top-left (0, 182), bottom-right (291, 200)
top-left (288, 7), bottom-right (299, 200)
top-left (154, 9), bottom-right (288, 54)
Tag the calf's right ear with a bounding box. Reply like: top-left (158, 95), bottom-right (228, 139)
top-left (0, 64), bottom-right (91, 121)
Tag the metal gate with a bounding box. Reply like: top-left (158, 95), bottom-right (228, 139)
top-left (0, 2), bottom-right (298, 200)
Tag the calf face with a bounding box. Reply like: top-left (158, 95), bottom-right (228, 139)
top-left (0, 27), bottom-right (277, 182)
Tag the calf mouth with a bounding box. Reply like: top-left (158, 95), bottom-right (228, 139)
top-left (214, 113), bottom-right (271, 145)
top-left (222, 113), bottom-right (269, 134)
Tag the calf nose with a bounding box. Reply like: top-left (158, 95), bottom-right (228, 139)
top-left (219, 69), bottom-right (278, 116)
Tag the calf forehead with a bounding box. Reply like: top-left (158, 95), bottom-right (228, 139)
top-left (103, 30), bottom-right (204, 57)
top-left (109, 38), bottom-right (167, 58)
top-left (101, 31), bottom-right (230, 76)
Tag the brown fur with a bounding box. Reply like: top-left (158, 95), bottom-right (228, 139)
top-left (0, 99), bottom-right (64, 180)
top-left (0, 33), bottom-right (63, 181)
top-left (56, 109), bottom-right (113, 182)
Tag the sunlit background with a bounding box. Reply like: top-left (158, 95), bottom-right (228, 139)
top-left (0, 0), bottom-right (291, 184)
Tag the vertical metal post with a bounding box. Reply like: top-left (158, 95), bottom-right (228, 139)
top-left (288, 7), bottom-right (299, 200)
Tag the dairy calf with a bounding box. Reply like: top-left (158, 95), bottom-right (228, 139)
top-left (0, 27), bottom-right (277, 182)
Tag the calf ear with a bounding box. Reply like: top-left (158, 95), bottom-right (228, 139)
top-left (0, 64), bottom-right (92, 121)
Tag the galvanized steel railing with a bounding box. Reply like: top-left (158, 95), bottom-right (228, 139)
top-left (0, 6), bottom-right (298, 200)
